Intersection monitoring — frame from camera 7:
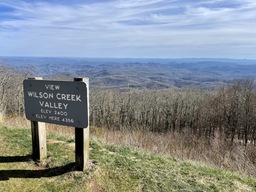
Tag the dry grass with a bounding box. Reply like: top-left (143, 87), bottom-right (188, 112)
top-left (90, 127), bottom-right (256, 177)
top-left (0, 115), bottom-right (75, 138)
top-left (1, 116), bottom-right (256, 177)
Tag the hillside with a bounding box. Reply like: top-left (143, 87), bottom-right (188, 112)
top-left (0, 125), bottom-right (256, 192)
top-left (1, 57), bottom-right (256, 89)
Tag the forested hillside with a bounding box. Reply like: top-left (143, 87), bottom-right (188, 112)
top-left (1, 59), bottom-right (256, 177)
top-left (1, 57), bottom-right (256, 89)
top-left (91, 80), bottom-right (256, 145)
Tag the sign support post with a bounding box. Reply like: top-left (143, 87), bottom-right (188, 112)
top-left (74, 78), bottom-right (89, 171)
top-left (31, 120), bottom-right (47, 161)
top-left (29, 77), bottom-right (47, 162)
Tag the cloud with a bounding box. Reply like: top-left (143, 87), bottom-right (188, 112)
top-left (0, 0), bottom-right (256, 58)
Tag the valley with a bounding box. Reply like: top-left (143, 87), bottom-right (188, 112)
top-left (1, 57), bottom-right (255, 89)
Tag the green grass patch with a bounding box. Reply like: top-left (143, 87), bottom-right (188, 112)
top-left (0, 126), bottom-right (256, 191)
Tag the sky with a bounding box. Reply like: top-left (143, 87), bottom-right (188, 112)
top-left (0, 0), bottom-right (256, 59)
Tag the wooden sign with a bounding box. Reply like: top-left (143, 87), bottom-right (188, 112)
top-left (23, 79), bottom-right (88, 128)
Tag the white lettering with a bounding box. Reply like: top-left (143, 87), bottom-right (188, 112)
top-left (38, 101), bottom-right (69, 110)
top-left (49, 116), bottom-right (60, 121)
top-left (28, 92), bottom-right (34, 97)
top-left (55, 85), bottom-right (60, 90)
top-left (56, 93), bottom-right (61, 100)
top-left (41, 109), bottom-right (52, 114)
top-left (27, 92), bottom-right (53, 99)
top-left (76, 95), bottom-right (81, 102)
top-left (36, 114), bottom-right (47, 119)
top-left (54, 110), bottom-right (68, 116)
top-left (45, 84), bottom-right (61, 90)
top-left (39, 101), bottom-right (44, 107)
top-left (55, 93), bottom-right (82, 102)
top-left (45, 85), bottom-right (50, 90)
top-left (63, 103), bottom-right (68, 110)
top-left (61, 94), bottom-right (66, 100)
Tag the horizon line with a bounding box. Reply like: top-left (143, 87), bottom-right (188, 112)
top-left (1, 55), bottom-right (256, 61)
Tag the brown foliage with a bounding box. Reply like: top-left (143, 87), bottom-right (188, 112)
top-left (0, 66), bottom-right (29, 116)
top-left (90, 80), bottom-right (256, 145)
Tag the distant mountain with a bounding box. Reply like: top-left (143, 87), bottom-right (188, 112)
top-left (0, 56), bottom-right (255, 89)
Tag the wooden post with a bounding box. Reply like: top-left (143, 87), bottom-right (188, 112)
top-left (31, 121), bottom-right (47, 161)
top-left (29, 77), bottom-right (47, 162)
top-left (74, 78), bottom-right (89, 171)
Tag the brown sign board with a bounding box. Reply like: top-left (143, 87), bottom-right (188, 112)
top-left (23, 79), bottom-right (88, 128)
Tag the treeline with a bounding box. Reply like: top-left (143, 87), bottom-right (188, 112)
top-left (0, 66), bottom-right (27, 116)
top-left (90, 80), bottom-right (256, 145)
top-left (1, 65), bottom-right (256, 145)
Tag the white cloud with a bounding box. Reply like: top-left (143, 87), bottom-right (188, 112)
top-left (0, 0), bottom-right (256, 58)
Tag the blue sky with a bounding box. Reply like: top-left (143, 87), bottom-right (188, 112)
top-left (0, 0), bottom-right (256, 59)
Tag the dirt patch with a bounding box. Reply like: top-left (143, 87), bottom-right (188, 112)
top-left (47, 139), bottom-right (66, 144)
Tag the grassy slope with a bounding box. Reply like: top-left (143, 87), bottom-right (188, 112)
top-left (0, 126), bottom-right (256, 192)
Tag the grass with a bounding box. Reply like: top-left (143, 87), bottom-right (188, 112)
top-left (0, 125), bottom-right (256, 191)
top-left (90, 126), bottom-right (256, 177)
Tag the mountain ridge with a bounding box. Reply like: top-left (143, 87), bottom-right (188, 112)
top-left (1, 56), bottom-right (255, 89)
